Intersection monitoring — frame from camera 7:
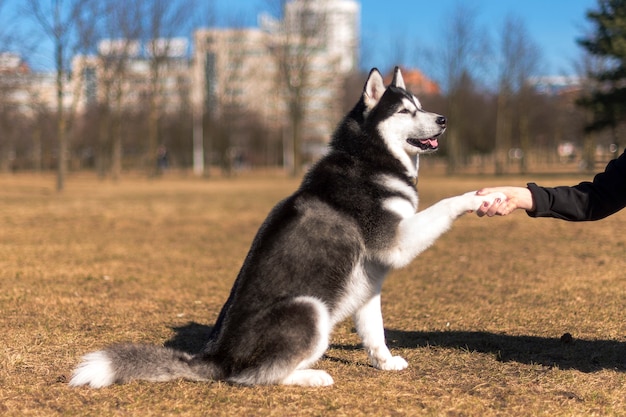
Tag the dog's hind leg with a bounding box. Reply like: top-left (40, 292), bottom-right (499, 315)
top-left (354, 293), bottom-right (408, 371)
top-left (226, 296), bottom-right (333, 386)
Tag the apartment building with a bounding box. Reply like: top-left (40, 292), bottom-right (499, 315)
top-left (193, 0), bottom-right (360, 148)
top-left (0, 52), bottom-right (72, 116)
top-left (192, 28), bottom-right (278, 124)
top-left (73, 38), bottom-right (191, 114)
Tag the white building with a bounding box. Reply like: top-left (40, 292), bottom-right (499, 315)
top-left (195, 0), bottom-right (360, 146)
top-left (284, 0), bottom-right (359, 73)
top-left (192, 28), bottom-right (278, 123)
top-left (73, 38), bottom-right (191, 114)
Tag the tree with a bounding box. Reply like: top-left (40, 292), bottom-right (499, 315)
top-left (141, 0), bottom-right (195, 176)
top-left (89, 0), bottom-right (144, 181)
top-left (263, 0), bottom-right (333, 176)
top-left (573, 50), bottom-right (610, 171)
top-left (577, 0), bottom-right (626, 151)
top-left (494, 14), bottom-right (541, 174)
top-left (0, 0), bottom-right (18, 173)
top-left (436, 3), bottom-right (491, 173)
top-left (23, 0), bottom-right (98, 191)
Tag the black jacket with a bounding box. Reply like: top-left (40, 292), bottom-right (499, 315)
top-left (527, 149), bottom-right (626, 221)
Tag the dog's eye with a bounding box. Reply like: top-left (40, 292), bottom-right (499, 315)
top-left (398, 108), bottom-right (411, 114)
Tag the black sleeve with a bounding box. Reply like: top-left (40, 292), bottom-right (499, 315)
top-left (527, 150), bottom-right (626, 221)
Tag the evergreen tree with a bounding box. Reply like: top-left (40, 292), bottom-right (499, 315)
top-left (578, 0), bottom-right (626, 133)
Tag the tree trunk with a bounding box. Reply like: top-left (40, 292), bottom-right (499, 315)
top-left (192, 106), bottom-right (204, 176)
top-left (56, 41), bottom-right (66, 192)
top-left (148, 99), bottom-right (159, 176)
top-left (494, 92), bottom-right (510, 176)
top-left (291, 114), bottom-right (302, 177)
top-left (111, 116), bottom-right (122, 181)
top-left (32, 125), bottom-right (42, 172)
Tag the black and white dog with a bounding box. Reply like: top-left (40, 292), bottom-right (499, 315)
top-left (70, 67), bottom-right (505, 388)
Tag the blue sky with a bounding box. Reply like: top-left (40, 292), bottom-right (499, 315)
top-left (215, 0), bottom-right (597, 78)
top-left (4, 0), bottom-right (598, 80)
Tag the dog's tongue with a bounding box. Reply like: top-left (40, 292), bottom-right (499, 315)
top-left (421, 138), bottom-right (438, 148)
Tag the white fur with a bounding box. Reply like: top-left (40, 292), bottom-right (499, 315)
top-left (354, 293), bottom-right (408, 370)
top-left (377, 174), bottom-right (419, 219)
top-left (376, 174), bottom-right (418, 209)
top-left (69, 351), bottom-right (115, 388)
top-left (378, 120), bottom-right (419, 177)
top-left (331, 262), bottom-right (376, 325)
top-left (376, 101), bottom-right (444, 178)
top-left (378, 191), bottom-right (507, 269)
top-left (383, 196), bottom-right (417, 219)
top-left (282, 369), bottom-right (334, 387)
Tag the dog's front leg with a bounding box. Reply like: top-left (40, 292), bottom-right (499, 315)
top-left (384, 191), bottom-right (506, 268)
top-left (354, 293), bottom-right (408, 371)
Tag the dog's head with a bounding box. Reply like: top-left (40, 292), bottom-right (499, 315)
top-left (363, 67), bottom-right (446, 157)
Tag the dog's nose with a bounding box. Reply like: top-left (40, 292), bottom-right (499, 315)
top-left (436, 116), bottom-right (446, 127)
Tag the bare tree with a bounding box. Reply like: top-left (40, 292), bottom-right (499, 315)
top-left (194, 13), bottom-right (258, 176)
top-left (216, 30), bottom-right (259, 175)
top-left (0, 0), bottom-right (17, 173)
top-left (23, 0), bottom-right (98, 191)
top-left (191, 2), bottom-right (217, 177)
top-left (494, 14), bottom-right (541, 174)
top-left (140, 0), bottom-right (195, 176)
top-left (85, 0), bottom-right (145, 180)
top-left (572, 50), bottom-right (612, 173)
top-left (433, 3), bottom-right (491, 173)
top-left (263, 0), bottom-right (333, 176)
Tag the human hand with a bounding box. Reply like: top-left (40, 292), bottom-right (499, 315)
top-left (475, 186), bottom-right (534, 217)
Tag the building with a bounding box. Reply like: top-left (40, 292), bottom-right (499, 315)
top-left (192, 28), bottom-right (278, 123)
top-left (193, 0), bottom-right (360, 150)
top-left (0, 52), bottom-right (30, 74)
top-left (283, 0), bottom-right (360, 73)
top-left (0, 52), bottom-right (72, 116)
top-left (73, 38), bottom-right (191, 114)
top-left (527, 75), bottom-right (582, 96)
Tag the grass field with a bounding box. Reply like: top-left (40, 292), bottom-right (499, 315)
top-left (1, 170), bottom-right (626, 416)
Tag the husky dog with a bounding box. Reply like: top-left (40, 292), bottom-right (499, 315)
top-left (70, 67), bottom-right (505, 388)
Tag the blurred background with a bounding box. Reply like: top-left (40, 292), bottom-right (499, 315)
top-left (0, 0), bottom-right (621, 189)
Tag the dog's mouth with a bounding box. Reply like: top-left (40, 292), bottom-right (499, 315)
top-left (407, 134), bottom-right (441, 151)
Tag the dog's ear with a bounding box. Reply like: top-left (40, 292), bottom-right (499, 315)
top-left (363, 68), bottom-right (385, 111)
top-left (391, 66), bottom-right (406, 90)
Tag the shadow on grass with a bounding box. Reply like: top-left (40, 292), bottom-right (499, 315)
top-left (165, 323), bottom-right (626, 373)
top-left (165, 322), bottom-right (214, 354)
top-left (383, 329), bottom-right (626, 373)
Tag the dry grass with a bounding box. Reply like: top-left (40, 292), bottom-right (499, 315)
top-left (1, 169), bottom-right (626, 416)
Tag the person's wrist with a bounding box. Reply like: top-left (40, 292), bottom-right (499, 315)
top-left (525, 187), bottom-right (536, 211)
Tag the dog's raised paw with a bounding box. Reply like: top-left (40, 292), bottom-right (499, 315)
top-left (464, 190), bottom-right (507, 212)
top-left (483, 191), bottom-right (507, 205)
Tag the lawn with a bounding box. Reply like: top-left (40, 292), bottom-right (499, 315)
top-left (1, 170), bottom-right (625, 416)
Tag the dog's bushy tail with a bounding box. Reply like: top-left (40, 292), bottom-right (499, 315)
top-left (69, 343), bottom-right (219, 388)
